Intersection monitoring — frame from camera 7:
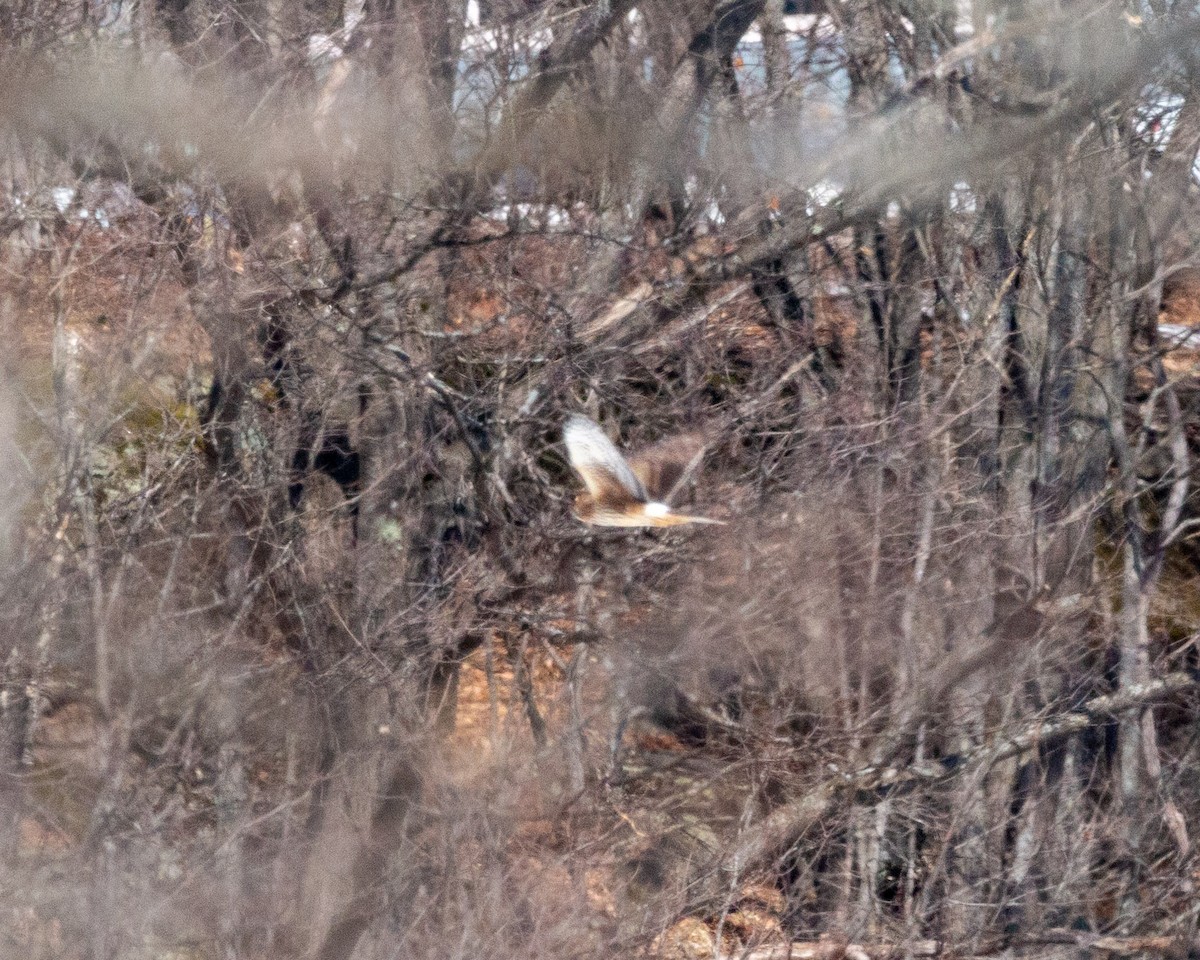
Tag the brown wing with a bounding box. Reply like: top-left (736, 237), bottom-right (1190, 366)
top-left (628, 433), bottom-right (709, 504)
top-left (563, 415), bottom-right (648, 510)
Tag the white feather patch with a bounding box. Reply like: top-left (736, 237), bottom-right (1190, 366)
top-left (562, 415), bottom-right (647, 502)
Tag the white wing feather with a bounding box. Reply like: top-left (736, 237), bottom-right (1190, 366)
top-left (563, 415), bottom-right (648, 502)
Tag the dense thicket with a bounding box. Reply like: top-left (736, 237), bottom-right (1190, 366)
top-left (2, 1), bottom-right (1200, 958)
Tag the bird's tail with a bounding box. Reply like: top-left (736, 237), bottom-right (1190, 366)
top-left (646, 511), bottom-right (726, 527)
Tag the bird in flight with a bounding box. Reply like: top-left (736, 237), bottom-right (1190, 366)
top-left (562, 414), bottom-right (724, 527)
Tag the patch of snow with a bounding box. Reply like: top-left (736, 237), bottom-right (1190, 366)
top-left (782, 14), bottom-right (822, 33)
top-left (548, 206), bottom-right (573, 228)
top-left (1136, 91), bottom-right (1182, 143)
top-left (463, 25), bottom-right (501, 54)
top-left (77, 208), bottom-right (110, 229)
top-left (805, 180), bottom-right (841, 215)
top-left (51, 186), bottom-right (76, 214)
top-left (625, 8), bottom-right (647, 46)
top-left (954, 0), bottom-right (974, 39)
top-left (950, 182), bottom-right (976, 213)
top-left (307, 33), bottom-right (344, 66)
top-left (481, 202), bottom-right (574, 230)
top-left (1158, 324), bottom-right (1200, 348)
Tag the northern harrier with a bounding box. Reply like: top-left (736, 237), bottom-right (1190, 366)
top-left (562, 414), bottom-right (724, 527)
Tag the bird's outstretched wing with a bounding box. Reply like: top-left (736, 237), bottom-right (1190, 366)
top-left (563, 415), bottom-right (648, 509)
top-left (628, 434), bottom-right (709, 505)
